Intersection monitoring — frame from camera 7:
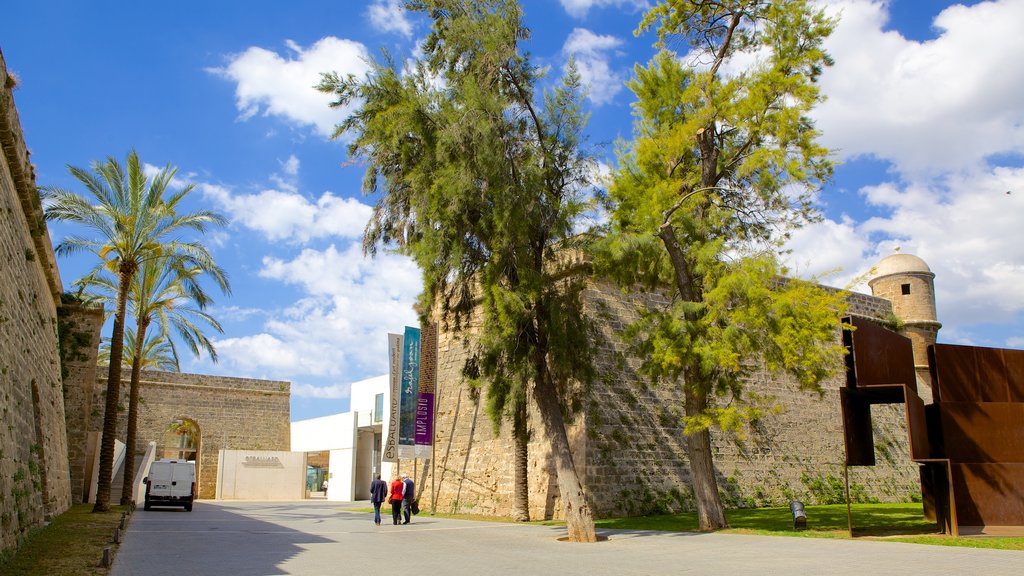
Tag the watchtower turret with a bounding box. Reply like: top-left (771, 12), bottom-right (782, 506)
top-left (867, 251), bottom-right (941, 396)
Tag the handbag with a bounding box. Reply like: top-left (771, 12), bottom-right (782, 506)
top-left (411, 499), bottom-right (420, 515)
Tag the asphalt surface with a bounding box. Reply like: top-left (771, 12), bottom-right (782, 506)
top-left (111, 500), bottom-right (1022, 576)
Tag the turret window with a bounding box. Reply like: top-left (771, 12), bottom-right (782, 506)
top-left (901, 283), bottom-right (911, 295)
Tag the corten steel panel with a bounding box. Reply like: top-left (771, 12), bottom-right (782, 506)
top-left (939, 403), bottom-right (1024, 463)
top-left (931, 344), bottom-right (980, 403)
top-left (840, 387), bottom-right (875, 466)
top-left (919, 460), bottom-right (958, 535)
top-left (976, 347), bottom-right (1010, 402)
top-left (844, 317), bottom-right (917, 391)
top-left (904, 389), bottom-right (931, 461)
top-left (1005, 348), bottom-right (1024, 402)
top-left (841, 384), bottom-right (930, 465)
top-left (952, 463), bottom-right (1024, 527)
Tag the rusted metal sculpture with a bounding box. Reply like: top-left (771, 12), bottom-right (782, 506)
top-left (839, 316), bottom-right (1024, 536)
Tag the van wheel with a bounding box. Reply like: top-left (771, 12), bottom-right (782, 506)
top-left (184, 503), bottom-right (193, 512)
top-left (144, 500), bottom-right (151, 511)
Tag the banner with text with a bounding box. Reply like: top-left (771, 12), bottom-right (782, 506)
top-left (415, 322), bottom-right (438, 457)
top-left (382, 333), bottom-right (403, 463)
top-left (397, 326), bottom-right (421, 459)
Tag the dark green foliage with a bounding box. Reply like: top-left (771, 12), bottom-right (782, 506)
top-left (320, 0), bottom-right (600, 537)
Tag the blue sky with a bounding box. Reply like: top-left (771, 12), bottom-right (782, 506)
top-left (4, 0), bottom-right (1022, 422)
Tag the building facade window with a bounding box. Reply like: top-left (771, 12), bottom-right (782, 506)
top-left (374, 393), bottom-right (384, 423)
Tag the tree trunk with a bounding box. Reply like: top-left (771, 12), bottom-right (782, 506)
top-left (94, 267), bottom-right (132, 512)
top-left (120, 317), bottom-right (149, 505)
top-left (683, 373), bottom-right (728, 530)
top-left (659, 224), bottom-right (728, 530)
top-left (532, 357), bottom-right (596, 542)
top-left (511, 399), bottom-right (530, 522)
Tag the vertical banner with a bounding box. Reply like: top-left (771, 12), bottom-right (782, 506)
top-left (382, 333), bottom-right (403, 463)
top-left (415, 322), bottom-right (438, 458)
top-left (397, 326), bottom-right (421, 459)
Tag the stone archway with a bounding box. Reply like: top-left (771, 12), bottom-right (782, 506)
top-left (162, 418), bottom-right (202, 488)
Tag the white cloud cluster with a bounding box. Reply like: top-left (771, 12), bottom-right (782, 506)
top-left (560, 0), bottom-right (649, 19)
top-left (368, 0), bottom-right (414, 37)
top-left (813, 0), bottom-right (1024, 176)
top-left (201, 183), bottom-right (372, 243)
top-left (190, 161), bottom-right (420, 399)
top-left (783, 0), bottom-right (1024, 346)
top-left (210, 243), bottom-right (420, 391)
top-left (209, 37), bottom-right (371, 138)
top-left (562, 28), bottom-right (625, 106)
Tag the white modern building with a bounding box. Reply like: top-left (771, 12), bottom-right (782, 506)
top-left (291, 375), bottom-right (399, 501)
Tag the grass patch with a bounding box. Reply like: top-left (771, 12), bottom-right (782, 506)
top-left (594, 503), bottom-right (1024, 550)
top-left (0, 504), bottom-right (127, 575)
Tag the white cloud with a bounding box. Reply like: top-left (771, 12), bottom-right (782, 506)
top-left (291, 381), bottom-right (351, 400)
top-left (201, 183), bottom-right (372, 243)
top-left (209, 37), bottom-right (371, 138)
top-left (786, 168), bottom-right (1024, 333)
top-left (368, 0), bottom-right (413, 37)
top-left (205, 243), bottom-right (420, 392)
top-left (813, 0), bottom-right (1024, 177)
top-left (778, 0), bottom-right (1024, 348)
top-left (281, 154), bottom-right (300, 176)
top-left (560, 0), bottom-right (649, 19)
top-left (562, 28), bottom-right (625, 106)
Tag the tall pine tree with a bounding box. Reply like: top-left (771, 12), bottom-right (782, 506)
top-left (598, 0), bottom-right (847, 530)
top-left (319, 0), bottom-right (599, 541)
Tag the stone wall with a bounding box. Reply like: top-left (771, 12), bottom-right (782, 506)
top-left (418, 277), bottom-right (921, 520)
top-left (0, 47), bottom-right (72, 553)
top-left (57, 302), bottom-right (103, 504)
top-left (93, 371), bottom-right (291, 500)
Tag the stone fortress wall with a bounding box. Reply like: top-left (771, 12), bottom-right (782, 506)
top-left (1, 46), bottom-right (292, 556)
top-left (418, 279), bottom-right (924, 520)
top-left (97, 371), bottom-right (291, 499)
top-left (0, 48), bottom-right (74, 551)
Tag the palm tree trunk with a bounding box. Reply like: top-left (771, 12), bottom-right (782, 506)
top-left (94, 268), bottom-right (132, 512)
top-left (120, 317), bottom-right (149, 505)
top-left (684, 374), bottom-right (728, 530)
top-left (511, 399), bottom-right (530, 522)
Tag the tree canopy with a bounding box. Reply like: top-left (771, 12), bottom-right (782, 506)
top-left (597, 0), bottom-right (847, 530)
top-left (44, 150), bottom-right (226, 512)
top-left (320, 0), bottom-right (600, 540)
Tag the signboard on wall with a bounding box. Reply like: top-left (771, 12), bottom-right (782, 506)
top-left (397, 326), bottom-right (421, 459)
top-left (415, 322), bottom-right (438, 457)
top-left (382, 333), bottom-right (403, 463)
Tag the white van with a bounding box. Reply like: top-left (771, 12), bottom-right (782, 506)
top-left (143, 459), bottom-right (196, 511)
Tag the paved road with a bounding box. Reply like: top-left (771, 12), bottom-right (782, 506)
top-left (111, 501), bottom-right (1021, 576)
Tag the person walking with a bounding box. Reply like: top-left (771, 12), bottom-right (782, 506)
top-left (388, 475), bottom-right (405, 525)
top-left (401, 474), bottom-right (416, 525)
top-left (369, 474), bottom-right (387, 526)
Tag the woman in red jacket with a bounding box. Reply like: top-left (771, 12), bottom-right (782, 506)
top-left (388, 476), bottom-right (405, 525)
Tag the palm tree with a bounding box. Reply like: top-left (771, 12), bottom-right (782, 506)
top-left (44, 150), bottom-right (226, 512)
top-left (98, 327), bottom-right (180, 372)
top-left (79, 253), bottom-right (229, 503)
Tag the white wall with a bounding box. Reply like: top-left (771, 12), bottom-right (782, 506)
top-left (290, 374), bottom-right (393, 501)
top-left (291, 413), bottom-right (352, 452)
top-left (351, 374), bottom-right (389, 417)
top-left (216, 450), bottom-right (305, 500)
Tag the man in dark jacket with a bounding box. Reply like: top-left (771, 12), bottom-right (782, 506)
top-left (401, 474), bottom-right (415, 525)
top-left (369, 473), bottom-right (387, 526)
